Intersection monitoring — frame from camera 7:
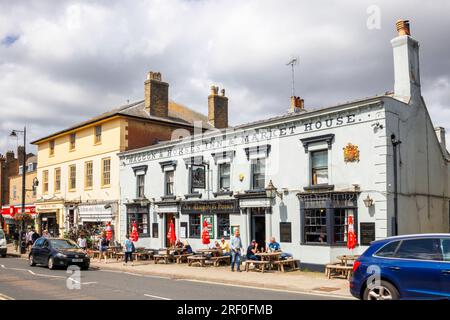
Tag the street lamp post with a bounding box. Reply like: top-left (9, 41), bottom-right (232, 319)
top-left (10, 127), bottom-right (27, 253)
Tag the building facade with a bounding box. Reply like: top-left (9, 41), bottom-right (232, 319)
top-left (32, 71), bottom-right (213, 239)
top-left (118, 22), bottom-right (450, 267)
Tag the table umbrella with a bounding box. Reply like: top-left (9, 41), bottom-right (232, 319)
top-left (131, 221), bottom-right (139, 242)
top-left (201, 219), bottom-right (210, 246)
top-left (105, 222), bottom-right (113, 241)
top-left (347, 215), bottom-right (357, 250)
top-left (167, 220), bottom-right (176, 248)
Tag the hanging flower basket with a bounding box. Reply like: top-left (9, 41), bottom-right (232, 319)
top-left (13, 213), bottom-right (33, 222)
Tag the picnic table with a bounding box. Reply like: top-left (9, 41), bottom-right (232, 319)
top-left (196, 248), bottom-right (221, 257)
top-left (336, 255), bottom-right (360, 266)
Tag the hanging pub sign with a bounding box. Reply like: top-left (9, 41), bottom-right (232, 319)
top-left (191, 164), bottom-right (206, 189)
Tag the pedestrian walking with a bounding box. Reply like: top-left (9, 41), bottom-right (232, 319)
top-left (123, 234), bottom-right (135, 266)
top-left (13, 229), bottom-right (19, 252)
top-left (98, 232), bottom-right (108, 263)
top-left (77, 233), bottom-right (87, 250)
top-left (230, 229), bottom-right (243, 272)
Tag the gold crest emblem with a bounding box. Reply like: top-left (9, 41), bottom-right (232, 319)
top-left (343, 143), bottom-right (360, 162)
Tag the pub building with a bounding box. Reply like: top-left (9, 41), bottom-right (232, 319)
top-left (118, 21), bottom-right (450, 268)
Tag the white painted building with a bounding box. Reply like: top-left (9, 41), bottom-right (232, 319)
top-left (118, 21), bottom-right (450, 267)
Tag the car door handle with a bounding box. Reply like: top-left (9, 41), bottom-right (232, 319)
top-left (442, 270), bottom-right (450, 275)
top-left (389, 266), bottom-right (401, 271)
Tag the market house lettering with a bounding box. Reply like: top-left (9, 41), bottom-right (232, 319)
top-left (304, 114), bottom-right (356, 132)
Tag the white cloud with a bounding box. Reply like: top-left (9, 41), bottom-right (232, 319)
top-left (0, 0), bottom-right (449, 155)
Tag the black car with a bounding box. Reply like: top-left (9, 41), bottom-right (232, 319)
top-left (29, 237), bottom-right (90, 270)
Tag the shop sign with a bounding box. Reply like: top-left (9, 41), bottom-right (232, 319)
top-left (201, 214), bottom-right (214, 239)
top-left (191, 164), bottom-right (206, 189)
top-left (180, 200), bottom-right (239, 215)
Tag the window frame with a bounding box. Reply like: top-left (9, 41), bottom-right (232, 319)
top-left (218, 162), bottom-right (231, 191)
top-left (68, 164), bottom-right (76, 191)
top-left (43, 170), bottom-right (49, 193)
top-left (69, 133), bottom-right (76, 151)
top-left (251, 158), bottom-right (266, 190)
top-left (49, 140), bottom-right (55, 157)
top-left (136, 174), bottom-right (145, 199)
top-left (126, 206), bottom-right (150, 238)
top-left (310, 149), bottom-right (329, 186)
top-left (217, 213), bottom-right (230, 239)
top-left (94, 125), bottom-right (102, 145)
top-left (84, 161), bottom-right (93, 190)
top-left (165, 170), bottom-right (174, 196)
top-left (54, 167), bottom-right (61, 193)
top-left (101, 157), bottom-right (111, 188)
top-left (189, 214), bottom-right (201, 238)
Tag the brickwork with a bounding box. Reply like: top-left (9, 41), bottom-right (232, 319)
top-left (208, 85), bottom-right (228, 129)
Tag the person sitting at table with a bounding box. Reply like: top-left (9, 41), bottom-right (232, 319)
top-left (220, 237), bottom-right (231, 256)
top-left (266, 237), bottom-right (293, 260)
top-left (246, 240), bottom-right (261, 261)
top-left (173, 239), bottom-right (183, 255)
top-left (182, 240), bottom-right (194, 254)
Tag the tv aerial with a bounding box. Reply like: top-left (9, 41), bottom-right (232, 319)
top-left (286, 56), bottom-right (299, 97)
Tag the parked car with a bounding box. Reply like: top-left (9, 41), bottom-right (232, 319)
top-left (29, 237), bottom-right (90, 270)
top-left (0, 229), bottom-right (7, 257)
top-left (350, 233), bottom-right (450, 300)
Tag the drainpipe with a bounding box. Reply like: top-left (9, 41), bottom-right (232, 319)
top-left (391, 134), bottom-right (402, 236)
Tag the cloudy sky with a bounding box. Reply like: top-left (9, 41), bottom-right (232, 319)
top-left (0, 0), bottom-right (449, 155)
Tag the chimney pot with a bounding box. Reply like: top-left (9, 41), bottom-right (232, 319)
top-left (396, 19), bottom-right (410, 36)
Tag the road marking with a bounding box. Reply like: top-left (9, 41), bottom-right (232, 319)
top-left (144, 293), bottom-right (172, 300)
top-left (0, 293), bottom-right (15, 300)
top-left (98, 269), bottom-right (171, 279)
top-left (178, 279), bottom-right (356, 300)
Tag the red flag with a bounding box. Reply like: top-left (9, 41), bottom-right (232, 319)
top-left (131, 221), bottom-right (139, 242)
top-left (167, 220), bottom-right (177, 247)
top-left (201, 219), bottom-right (210, 245)
top-left (106, 222), bottom-right (113, 241)
top-left (347, 215), bottom-right (357, 250)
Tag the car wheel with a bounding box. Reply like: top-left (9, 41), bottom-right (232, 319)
top-left (1, 254), bottom-right (6, 258)
top-left (81, 264), bottom-right (90, 271)
top-left (48, 257), bottom-right (55, 270)
top-left (363, 280), bottom-right (400, 300)
top-left (29, 255), bottom-right (36, 266)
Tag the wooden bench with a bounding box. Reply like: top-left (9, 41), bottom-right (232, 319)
top-left (187, 255), bottom-right (207, 267)
top-left (154, 254), bottom-right (173, 264)
top-left (244, 260), bottom-right (271, 273)
top-left (209, 255), bottom-right (231, 267)
top-left (325, 264), bottom-right (353, 279)
top-left (175, 253), bottom-right (193, 264)
top-left (273, 259), bottom-right (300, 272)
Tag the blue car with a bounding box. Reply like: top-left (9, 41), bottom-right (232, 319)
top-left (350, 234), bottom-right (450, 300)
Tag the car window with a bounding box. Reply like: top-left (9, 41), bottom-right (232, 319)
top-left (375, 240), bottom-right (400, 257)
top-left (395, 238), bottom-right (443, 261)
top-left (34, 238), bottom-right (44, 248)
top-left (49, 239), bottom-right (78, 249)
top-left (441, 239), bottom-right (450, 262)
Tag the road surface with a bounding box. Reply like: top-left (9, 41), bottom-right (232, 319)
top-left (0, 257), bottom-right (347, 300)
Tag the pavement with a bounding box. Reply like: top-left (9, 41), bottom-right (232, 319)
top-left (3, 244), bottom-right (353, 299)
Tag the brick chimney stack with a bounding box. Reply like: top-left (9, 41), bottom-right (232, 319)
top-left (6, 151), bottom-right (15, 163)
top-left (144, 71), bottom-right (169, 118)
top-left (289, 96), bottom-right (305, 113)
top-left (17, 146), bottom-right (25, 165)
top-left (208, 85), bottom-right (228, 129)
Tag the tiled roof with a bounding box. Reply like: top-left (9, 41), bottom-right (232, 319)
top-left (31, 100), bottom-right (212, 144)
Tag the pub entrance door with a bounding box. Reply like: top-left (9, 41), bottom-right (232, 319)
top-left (165, 213), bottom-right (175, 247)
top-left (250, 208), bottom-right (266, 250)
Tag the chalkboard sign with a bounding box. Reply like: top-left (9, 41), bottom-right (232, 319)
top-left (360, 222), bottom-right (375, 245)
top-left (279, 222), bottom-right (292, 243)
top-left (152, 223), bottom-right (158, 238)
top-left (180, 222), bottom-right (188, 238)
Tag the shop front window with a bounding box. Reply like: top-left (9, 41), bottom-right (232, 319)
top-left (304, 208), bottom-right (327, 243)
top-left (127, 206), bottom-right (150, 237)
top-left (217, 214), bottom-right (230, 239)
top-left (189, 214), bottom-right (201, 238)
top-left (333, 209), bottom-right (354, 244)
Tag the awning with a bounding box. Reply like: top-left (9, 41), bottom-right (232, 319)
top-left (1, 205), bottom-right (36, 217)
